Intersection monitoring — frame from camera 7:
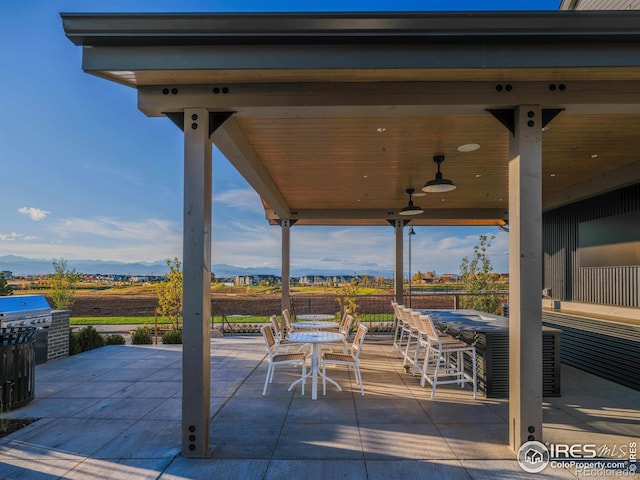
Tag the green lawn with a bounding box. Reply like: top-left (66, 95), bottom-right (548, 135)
top-left (71, 317), bottom-right (166, 325)
top-left (70, 315), bottom-right (273, 325)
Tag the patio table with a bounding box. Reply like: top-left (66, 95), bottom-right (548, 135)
top-left (287, 330), bottom-right (345, 400)
top-left (296, 314), bottom-right (336, 321)
top-left (291, 321), bottom-right (339, 331)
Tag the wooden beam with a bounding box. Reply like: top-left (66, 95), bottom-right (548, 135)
top-left (138, 81), bottom-right (640, 117)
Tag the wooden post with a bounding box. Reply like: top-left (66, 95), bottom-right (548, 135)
top-left (508, 105), bottom-right (543, 452)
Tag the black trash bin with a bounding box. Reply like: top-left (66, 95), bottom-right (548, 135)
top-left (1, 326), bottom-right (37, 410)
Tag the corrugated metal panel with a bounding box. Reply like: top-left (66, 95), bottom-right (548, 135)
top-left (543, 311), bottom-right (640, 390)
top-left (455, 328), bottom-right (561, 398)
top-left (543, 183), bottom-right (640, 306)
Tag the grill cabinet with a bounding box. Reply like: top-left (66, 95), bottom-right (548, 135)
top-left (0, 295), bottom-right (52, 409)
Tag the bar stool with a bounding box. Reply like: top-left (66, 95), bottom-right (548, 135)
top-left (419, 314), bottom-right (477, 399)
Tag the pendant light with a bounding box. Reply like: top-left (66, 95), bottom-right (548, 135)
top-left (422, 153), bottom-right (456, 193)
top-left (399, 188), bottom-right (424, 216)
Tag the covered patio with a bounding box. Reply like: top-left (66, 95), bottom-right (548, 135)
top-left (1, 336), bottom-right (638, 479)
top-left (58, 10), bottom-right (640, 459)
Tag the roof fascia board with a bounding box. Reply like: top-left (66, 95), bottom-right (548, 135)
top-left (62, 12), bottom-right (640, 47)
top-left (80, 42), bottom-right (640, 74)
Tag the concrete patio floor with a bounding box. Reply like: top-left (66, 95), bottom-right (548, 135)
top-left (1, 335), bottom-right (638, 479)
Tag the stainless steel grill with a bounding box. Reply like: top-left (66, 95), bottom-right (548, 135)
top-left (0, 295), bottom-right (52, 329)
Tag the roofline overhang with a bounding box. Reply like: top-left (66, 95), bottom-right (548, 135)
top-left (62, 11), bottom-right (640, 47)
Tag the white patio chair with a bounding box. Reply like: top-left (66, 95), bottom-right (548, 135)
top-left (401, 307), bottom-right (420, 369)
top-left (411, 311), bottom-right (459, 377)
top-left (325, 313), bottom-right (354, 354)
top-left (391, 301), bottom-right (406, 353)
top-left (269, 314), bottom-right (306, 353)
top-left (328, 308), bottom-right (350, 333)
top-left (260, 324), bottom-right (308, 396)
top-left (419, 314), bottom-right (477, 399)
top-left (322, 323), bottom-right (368, 396)
top-left (282, 308), bottom-right (295, 333)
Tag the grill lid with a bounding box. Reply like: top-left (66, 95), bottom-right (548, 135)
top-left (0, 295), bottom-right (52, 321)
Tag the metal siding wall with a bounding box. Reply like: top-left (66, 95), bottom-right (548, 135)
top-left (574, 0), bottom-right (640, 9)
top-left (543, 183), bottom-right (640, 306)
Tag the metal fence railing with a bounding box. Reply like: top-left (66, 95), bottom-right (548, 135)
top-left (212, 292), bottom-right (509, 335)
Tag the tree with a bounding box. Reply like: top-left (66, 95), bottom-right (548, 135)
top-left (0, 272), bottom-right (13, 296)
top-left (49, 258), bottom-right (81, 309)
top-left (156, 257), bottom-right (183, 329)
top-left (338, 282), bottom-right (360, 328)
top-left (458, 235), bottom-right (501, 314)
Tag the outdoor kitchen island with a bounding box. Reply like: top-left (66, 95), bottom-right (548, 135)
top-left (421, 309), bottom-right (562, 398)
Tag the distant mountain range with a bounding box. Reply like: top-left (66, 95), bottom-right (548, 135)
top-left (0, 255), bottom-right (169, 276)
top-left (0, 255), bottom-right (394, 278)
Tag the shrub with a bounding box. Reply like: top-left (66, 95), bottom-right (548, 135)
top-left (131, 326), bottom-right (153, 345)
top-left (69, 329), bottom-right (81, 355)
top-left (68, 326), bottom-right (104, 355)
top-left (161, 329), bottom-right (182, 344)
top-left (75, 326), bottom-right (105, 352)
top-left (105, 334), bottom-right (126, 345)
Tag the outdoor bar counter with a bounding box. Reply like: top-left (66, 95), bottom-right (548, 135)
top-left (422, 309), bottom-right (561, 398)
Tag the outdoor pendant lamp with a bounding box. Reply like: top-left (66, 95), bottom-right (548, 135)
top-left (399, 188), bottom-right (424, 216)
top-left (422, 153), bottom-right (456, 193)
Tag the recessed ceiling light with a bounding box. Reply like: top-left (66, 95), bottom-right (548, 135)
top-left (550, 173), bottom-right (556, 177)
top-left (457, 143), bottom-right (480, 153)
top-left (376, 127), bottom-right (387, 133)
top-left (475, 174), bottom-right (482, 178)
top-left (590, 154), bottom-right (599, 158)
top-left (363, 175), bottom-right (369, 179)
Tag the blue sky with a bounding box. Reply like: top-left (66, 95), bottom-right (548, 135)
top-left (0, 0), bottom-right (560, 275)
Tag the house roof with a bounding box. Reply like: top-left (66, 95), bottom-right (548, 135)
top-left (62, 11), bottom-right (640, 226)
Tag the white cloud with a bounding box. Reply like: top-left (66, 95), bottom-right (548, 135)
top-left (22, 216), bottom-right (186, 262)
top-left (212, 223), bottom-right (281, 266)
top-left (211, 224), bottom-right (509, 274)
top-left (18, 207), bottom-right (50, 221)
top-left (51, 217), bottom-right (180, 243)
top-left (213, 188), bottom-right (264, 214)
top-left (2, 207), bottom-right (510, 274)
top-left (410, 229), bottom-right (509, 274)
top-left (0, 232), bottom-right (21, 241)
